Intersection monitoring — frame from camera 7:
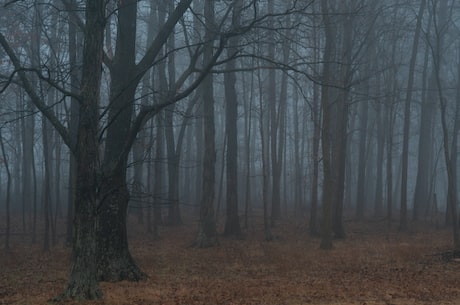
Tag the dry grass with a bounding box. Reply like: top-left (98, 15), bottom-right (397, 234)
top-left (1, 217), bottom-right (460, 304)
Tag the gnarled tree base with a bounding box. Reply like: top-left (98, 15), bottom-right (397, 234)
top-left (98, 252), bottom-right (147, 282)
top-left (52, 278), bottom-right (102, 302)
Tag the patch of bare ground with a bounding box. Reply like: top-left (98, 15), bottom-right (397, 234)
top-left (1, 218), bottom-right (460, 304)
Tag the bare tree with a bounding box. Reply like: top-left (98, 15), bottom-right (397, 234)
top-left (399, 0), bottom-right (426, 231)
top-left (223, 0), bottom-right (243, 237)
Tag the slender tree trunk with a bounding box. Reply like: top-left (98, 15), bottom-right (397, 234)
top-left (355, 97), bottom-right (368, 220)
top-left (413, 29), bottom-right (434, 220)
top-left (243, 59), bottom-right (254, 229)
top-left (153, 113), bottom-right (164, 232)
top-left (386, 100), bottom-right (394, 225)
top-left (310, 16), bottom-right (321, 236)
top-left (332, 5), bottom-right (352, 238)
top-left (320, 0), bottom-right (334, 250)
top-left (0, 130), bottom-right (11, 250)
top-left (42, 116), bottom-right (52, 252)
top-left (267, 0), bottom-right (281, 225)
top-left (164, 1), bottom-right (182, 225)
top-left (374, 93), bottom-right (385, 218)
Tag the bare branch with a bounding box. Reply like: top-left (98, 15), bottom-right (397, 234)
top-left (0, 31), bottom-right (74, 154)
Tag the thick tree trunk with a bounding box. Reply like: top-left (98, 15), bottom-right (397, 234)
top-left (66, 0), bottom-right (81, 245)
top-left (432, 0), bottom-right (460, 251)
top-left (97, 0), bottom-right (142, 279)
top-left (97, 169), bottom-right (146, 281)
top-left (223, 0), bottom-right (243, 237)
top-left (332, 6), bottom-right (352, 238)
top-left (59, 0), bottom-right (105, 298)
top-left (400, 0), bottom-right (426, 231)
top-left (195, 0), bottom-right (218, 248)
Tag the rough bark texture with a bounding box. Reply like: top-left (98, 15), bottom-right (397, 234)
top-left (59, 0), bottom-right (105, 298)
top-left (97, 169), bottom-right (146, 282)
top-left (101, 59), bottom-right (142, 281)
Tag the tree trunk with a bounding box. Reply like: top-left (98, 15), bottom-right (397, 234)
top-left (259, 76), bottom-right (273, 241)
top-left (59, 0), bottom-right (105, 298)
top-left (153, 113), bottom-right (164, 232)
top-left (163, 1), bottom-right (182, 225)
top-left (97, 167), bottom-right (146, 281)
top-left (413, 32), bottom-right (434, 220)
top-left (319, 0), bottom-right (334, 250)
top-left (42, 115), bottom-right (52, 252)
top-left (96, 0), bottom-right (147, 280)
top-left (267, 0), bottom-right (281, 225)
top-left (431, 0), bottom-right (460, 251)
top-left (332, 5), bottom-right (352, 238)
top-left (195, 0), bottom-right (218, 247)
top-left (310, 24), bottom-right (320, 236)
top-left (0, 130), bottom-right (11, 250)
top-left (400, 0), bottom-right (426, 231)
top-left (374, 90), bottom-right (385, 218)
top-left (66, 0), bottom-right (81, 245)
top-left (223, 0), bottom-right (243, 237)
top-left (355, 95), bottom-right (368, 220)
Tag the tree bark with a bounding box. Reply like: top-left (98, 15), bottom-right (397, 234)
top-left (223, 0), bottom-right (243, 237)
top-left (400, 0), bottom-right (426, 231)
top-left (59, 0), bottom-right (105, 298)
top-left (310, 15), bottom-right (321, 236)
top-left (320, 0), bottom-right (334, 250)
top-left (195, 0), bottom-right (218, 248)
top-left (0, 130), bottom-right (11, 250)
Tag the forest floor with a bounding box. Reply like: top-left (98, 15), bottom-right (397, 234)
top-left (1, 216), bottom-right (460, 305)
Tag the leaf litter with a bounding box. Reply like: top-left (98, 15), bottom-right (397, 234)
top-left (1, 219), bottom-right (460, 304)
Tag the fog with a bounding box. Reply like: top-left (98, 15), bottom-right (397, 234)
top-left (1, 0), bottom-right (460, 301)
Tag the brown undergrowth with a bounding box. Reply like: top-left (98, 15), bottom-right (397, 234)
top-left (1, 217), bottom-right (460, 304)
